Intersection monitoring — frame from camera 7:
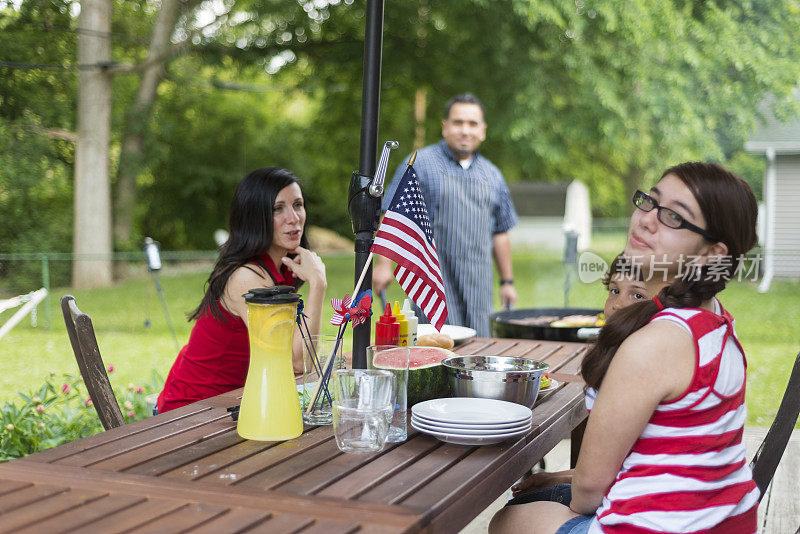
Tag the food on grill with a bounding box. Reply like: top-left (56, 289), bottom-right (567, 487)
top-left (550, 315), bottom-right (602, 328)
top-left (506, 314), bottom-right (604, 328)
top-left (507, 315), bottom-right (560, 326)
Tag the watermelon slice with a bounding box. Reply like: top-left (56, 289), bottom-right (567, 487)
top-left (373, 346), bottom-right (455, 407)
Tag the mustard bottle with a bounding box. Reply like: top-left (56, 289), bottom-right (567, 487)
top-left (392, 300), bottom-right (409, 347)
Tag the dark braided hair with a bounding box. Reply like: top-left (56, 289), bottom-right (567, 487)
top-left (581, 162), bottom-right (757, 389)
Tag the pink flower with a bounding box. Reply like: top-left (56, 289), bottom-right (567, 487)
top-left (124, 401), bottom-right (134, 410)
top-left (38, 422), bottom-right (45, 429)
top-left (5, 424), bottom-right (13, 432)
top-left (127, 410), bottom-right (135, 417)
top-left (136, 386), bottom-right (144, 394)
top-left (85, 398), bottom-right (93, 407)
top-left (61, 383), bottom-right (71, 394)
top-left (107, 365), bottom-right (114, 373)
top-left (32, 395), bottom-right (41, 404)
top-left (36, 405), bottom-right (45, 414)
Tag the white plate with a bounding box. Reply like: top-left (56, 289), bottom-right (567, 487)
top-left (410, 419), bottom-right (530, 446)
top-left (539, 378), bottom-right (560, 393)
top-left (411, 416), bottom-right (531, 435)
top-left (412, 398), bottom-right (532, 426)
top-left (417, 324), bottom-right (477, 344)
top-left (412, 413), bottom-right (531, 431)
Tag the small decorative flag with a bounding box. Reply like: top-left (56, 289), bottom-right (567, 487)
top-left (370, 163), bottom-right (448, 330)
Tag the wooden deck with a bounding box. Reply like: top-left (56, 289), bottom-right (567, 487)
top-left (746, 428), bottom-right (800, 533)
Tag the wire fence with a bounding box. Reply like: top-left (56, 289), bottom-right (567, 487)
top-left (0, 250), bottom-right (218, 330)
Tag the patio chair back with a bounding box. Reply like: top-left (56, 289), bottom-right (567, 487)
top-left (749, 351), bottom-right (800, 500)
top-left (60, 295), bottom-right (125, 430)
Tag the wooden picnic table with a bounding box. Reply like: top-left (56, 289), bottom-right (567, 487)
top-left (0, 337), bottom-right (588, 533)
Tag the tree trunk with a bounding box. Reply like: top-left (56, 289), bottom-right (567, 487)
top-left (113, 0), bottom-right (182, 248)
top-left (73, 0), bottom-right (113, 287)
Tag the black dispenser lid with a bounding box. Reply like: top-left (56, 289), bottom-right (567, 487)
top-left (243, 285), bottom-right (300, 304)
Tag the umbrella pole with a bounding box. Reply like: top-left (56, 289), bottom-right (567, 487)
top-left (348, 0), bottom-right (385, 370)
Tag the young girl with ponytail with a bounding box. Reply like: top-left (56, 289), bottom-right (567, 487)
top-left (491, 162), bottom-right (759, 534)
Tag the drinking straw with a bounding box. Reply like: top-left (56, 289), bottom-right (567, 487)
top-left (296, 301), bottom-right (333, 407)
top-left (305, 319), bottom-right (347, 415)
top-left (304, 261), bottom-right (374, 415)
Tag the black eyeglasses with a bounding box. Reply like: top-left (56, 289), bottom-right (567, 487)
top-left (632, 190), bottom-right (716, 241)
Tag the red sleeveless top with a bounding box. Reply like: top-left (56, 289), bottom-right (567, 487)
top-left (156, 254), bottom-right (295, 412)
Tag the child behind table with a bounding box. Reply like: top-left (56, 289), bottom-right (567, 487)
top-left (505, 253), bottom-right (655, 506)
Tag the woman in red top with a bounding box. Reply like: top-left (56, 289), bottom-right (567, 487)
top-left (157, 167), bottom-right (327, 412)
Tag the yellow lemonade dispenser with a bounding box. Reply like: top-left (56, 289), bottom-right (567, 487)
top-left (238, 286), bottom-right (303, 441)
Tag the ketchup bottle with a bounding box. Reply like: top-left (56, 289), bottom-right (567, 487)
top-left (375, 303), bottom-right (400, 345)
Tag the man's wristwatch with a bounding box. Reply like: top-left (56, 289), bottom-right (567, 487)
top-left (499, 279), bottom-right (514, 286)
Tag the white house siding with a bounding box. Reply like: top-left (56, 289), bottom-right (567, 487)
top-left (773, 154), bottom-right (800, 278)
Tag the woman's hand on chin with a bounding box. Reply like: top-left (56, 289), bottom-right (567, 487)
top-left (282, 247), bottom-right (327, 286)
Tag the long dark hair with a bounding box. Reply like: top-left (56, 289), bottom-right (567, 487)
top-left (190, 167), bottom-right (309, 322)
top-left (581, 162), bottom-right (758, 389)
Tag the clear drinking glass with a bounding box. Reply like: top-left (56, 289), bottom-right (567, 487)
top-left (332, 369), bottom-right (394, 453)
top-left (301, 335), bottom-right (345, 425)
top-left (367, 345), bottom-right (411, 442)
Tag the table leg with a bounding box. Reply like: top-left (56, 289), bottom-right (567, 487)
top-left (570, 418), bottom-right (587, 468)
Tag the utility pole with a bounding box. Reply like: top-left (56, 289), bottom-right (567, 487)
top-left (73, 0), bottom-right (113, 287)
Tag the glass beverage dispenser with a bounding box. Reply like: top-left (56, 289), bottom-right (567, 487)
top-left (238, 286), bottom-right (303, 441)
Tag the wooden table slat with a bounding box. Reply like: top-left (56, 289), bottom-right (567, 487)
top-left (356, 440), bottom-right (474, 504)
top-left (13, 493), bottom-right (146, 534)
top-left (91, 418), bottom-right (235, 472)
top-left (0, 487), bottom-right (107, 533)
top-left (194, 426), bottom-right (334, 485)
top-left (55, 408), bottom-right (232, 468)
top-left (243, 513), bottom-right (316, 534)
top-left (235, 435), bottom-right (343, 490)
top-left (179, 507), bottom-right (272, 534)
top-left (282, 433), bottom-right (437, 497)
top-left (316, 432), bottom-right (443, 500)
top-left (123, 429), bottom-right (244, 477)
top-left (0, 483), bottom-right (68, 514)
top-left (126, 501), bottom-right (230, 533)
top-left (299, 519), bottom-right (362, 534)
top-left (0, 478), bottom-right (31, 496)
top-left (161, 433), bottom-right (280, 480)
top-left (20, 403), bottom-right (215, 464)
top-left (72, 499), bottom-right (193, 533)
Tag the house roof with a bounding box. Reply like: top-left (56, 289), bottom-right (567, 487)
top-left (745, 89), bottom-right (800, 154)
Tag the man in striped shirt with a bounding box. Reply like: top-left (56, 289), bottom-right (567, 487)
top-left (373, 93), bottom-right (518, 336)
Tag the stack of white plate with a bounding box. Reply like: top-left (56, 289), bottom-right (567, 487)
top-left (411, 398), bottom-right (532, 445)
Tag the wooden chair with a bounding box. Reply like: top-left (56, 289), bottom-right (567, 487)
top-left (749, 351), bottom-right (800, 500)
top-left (60, 295), bottom-right (125, 430)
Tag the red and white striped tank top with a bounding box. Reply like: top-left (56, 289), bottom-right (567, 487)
top-left (585, 301), bottom-right (759, 533)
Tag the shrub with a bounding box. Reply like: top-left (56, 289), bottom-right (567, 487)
top-left (0, 369), bottom-right (163, 462)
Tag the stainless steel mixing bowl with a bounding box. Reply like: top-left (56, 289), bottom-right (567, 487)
top-left (441, 355), bottom-right (549, 408)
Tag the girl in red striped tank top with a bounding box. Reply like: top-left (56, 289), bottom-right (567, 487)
top-left (491, 162), bottom-right (759, 534)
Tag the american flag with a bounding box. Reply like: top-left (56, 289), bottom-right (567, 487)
top-left (371, 164), bottom-right (448, 330)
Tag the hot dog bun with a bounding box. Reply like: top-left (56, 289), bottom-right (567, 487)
top-left (417, 333), bottom-right (455, 349)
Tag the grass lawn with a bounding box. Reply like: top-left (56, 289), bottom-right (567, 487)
top-left (2, 237), bottom-right (798, 428)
